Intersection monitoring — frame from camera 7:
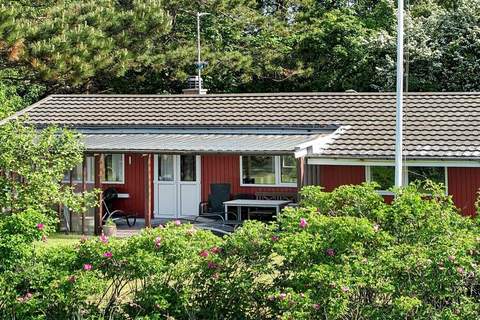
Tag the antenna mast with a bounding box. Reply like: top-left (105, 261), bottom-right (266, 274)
top-left (196, 12), bottom-right (209, 94)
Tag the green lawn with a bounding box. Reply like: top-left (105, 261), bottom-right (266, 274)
top-left (36, 233), bottom-right (86, 249)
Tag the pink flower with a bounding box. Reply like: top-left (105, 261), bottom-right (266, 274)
top-left (448, 255), bottom-right (456, 262)
top-left (83, 263), bottom-right (92, 271)
top-left (199, 250), bottom-right (209, 258)
top-left (341, 286), bottom-right (350, 293)
top-left (457, 267), bottom-right (465, 275)
top-left (326, 248), bottom-right (336, 257)
top-left (154, 236), bottom-right (162, 248)
top-left (174, 220), bottom-right (181, 226)
top-left (157, 224), bottom-right (164, 229)
top-left (99, 234), bottom-right (109, 244)
top-left (279, 293), bottom-right (287, 301)
top-left (210, 246), bottom-right (222, 254)
top-left (271, 235), bottom-right (280, 242)
top-left (17, 292), bottom-right (33, 303)
top-left (103, 251), bottom-right (113, 259)
top-left (299, 218), bottom-right (308, 229)
top-left (312, 303), bottom-right (321, 310)
top-left (36, 223), bottom-right (44, 230)
top-left (207, 262), bottom-right (218, 269)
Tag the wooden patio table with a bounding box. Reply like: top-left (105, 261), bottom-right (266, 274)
top-left (223, 199), bottom-right (291, 221)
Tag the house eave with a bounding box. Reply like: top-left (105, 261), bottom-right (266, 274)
top-left (307, 157), bottom-right (480, 167)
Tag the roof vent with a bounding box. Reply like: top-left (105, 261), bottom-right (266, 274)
top-left (345, 89), bottom-right (357, 93)
top-left (182, 76), bottom-right (208, 95)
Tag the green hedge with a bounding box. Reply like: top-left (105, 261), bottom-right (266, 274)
top-left (1, 183), bottom-right (480, 319)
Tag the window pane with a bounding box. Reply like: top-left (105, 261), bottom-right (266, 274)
top-left (104, 154), bottom-right (124, 182)
top-left (72, 164), bottom-right (82, 181)
top-left (242, 156), bottom-right (275, 185)
top-left (64, 157), bottom-right (95, 182)
top-left (408, 167), bottom-right (445, 191)
top-left (158, 155), bottom-right (174, 181)
top-left (87, 156), bottom-right (95, 182)
top-left (180, 155), bottom-right (196, 181)
top-left (281, 155), bottom-right (297, 184)
top-left (63, 163), bottom-right (81, 182)
top-left (370, 166), bottom-right (395, 190)
top-left (63, 171), bottom-right (71, 182)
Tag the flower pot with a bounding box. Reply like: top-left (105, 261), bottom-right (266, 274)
top-left (103, 224), bottom-right (117, 237)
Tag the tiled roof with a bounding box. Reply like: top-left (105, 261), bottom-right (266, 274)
top-left (83, 133), bottom-right (324, 153)
top-left (7, 92), bottom-right (480, 160)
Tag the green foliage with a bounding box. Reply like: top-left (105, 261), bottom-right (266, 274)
top-left (0, 68), bottom-right (44, 119)
top-left (300, 183), bottom-right (387, 222)
top-left (0, 0), bottom-right (479, 96)
top-left (2, 183), bottom-right (480, 319)
top-left (0, 119), bottom-right (97, 215)
top-left (0, 119), bottom-right (98, 309)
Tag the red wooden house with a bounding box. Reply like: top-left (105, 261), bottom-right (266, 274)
top-left (6, 91), bottom-right (480, 232)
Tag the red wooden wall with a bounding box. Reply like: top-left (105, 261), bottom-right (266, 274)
top-left (201, 154), bottom-right (298, 201)
top-left (102, 153), bottom-right (148, 218)
top-left (448, 167), bottom-right (480, 216)
top-left (318, 165), bottom-right (366, 191)
top-left (75, 156), bottom-right (480, 219)
top-left (72, 153), bottom-right (149, 218)
top-left (315, 165), bottom-right (479, 216)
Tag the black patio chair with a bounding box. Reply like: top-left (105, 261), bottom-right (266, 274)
top-left (199, 183), bottom-right (237, 221)
top-left (102, 188), bottom-right (137, 227)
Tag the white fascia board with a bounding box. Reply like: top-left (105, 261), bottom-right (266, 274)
top-left (307, 158), bottom-right (480, 168)
top-left (294, 126), bottom-right (347, 159)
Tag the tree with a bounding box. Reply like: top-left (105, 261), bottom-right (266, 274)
top-left (0, 0), bottom-right (479, 95)
top-left (0, 0), bottom-right (172, 92)
top-left (374, 0), bottom-right (480, 91)
top-left (0, 119), bottom-right (95, 214)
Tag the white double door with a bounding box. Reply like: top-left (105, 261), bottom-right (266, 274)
top-left (154, 154), bottom-right (201, 218)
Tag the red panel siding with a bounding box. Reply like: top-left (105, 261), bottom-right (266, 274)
top-left (319, 165), bottom-right (366, 191)
top-left (448, 167), bottom-right (480, 216)
top-left (102, 153), bottom-right (147, 218)
top-left (201, 155), bottom-right (298, 201)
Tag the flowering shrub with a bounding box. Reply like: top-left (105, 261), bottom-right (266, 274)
top-left (2, 183), bottom-right (480, 319)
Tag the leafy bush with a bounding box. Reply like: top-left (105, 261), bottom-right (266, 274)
top-left (2, 183), bottom-right (480, 319)
top-left (300, 183), bottom-right (387, 222)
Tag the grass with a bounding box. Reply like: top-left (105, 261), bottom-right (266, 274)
top-left (36, 232), bottom-right (86, 249)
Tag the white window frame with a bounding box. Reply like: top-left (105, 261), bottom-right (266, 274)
top-left (240, 155), bottom-right (297, 187)
top-left (103, 153), bottom-right (125, 184)
top-left (63, 156), bottom-right (95, 183)
top-left (366, 165), bottom-right (448, 195)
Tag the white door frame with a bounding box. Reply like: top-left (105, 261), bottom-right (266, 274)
top-left (153, 154), bottom-right (201, 218)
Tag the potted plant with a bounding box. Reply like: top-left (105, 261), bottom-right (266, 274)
top-left (103, 218), bottom-right (117, 237)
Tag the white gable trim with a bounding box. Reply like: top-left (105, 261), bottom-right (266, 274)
top-left (294, 126), bottom-right (347, 158)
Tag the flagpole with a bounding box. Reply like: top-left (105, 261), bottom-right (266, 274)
top-left (395, 0), bottom-right (404, 187)
top-left (196, 12), bottom-right (202, 94)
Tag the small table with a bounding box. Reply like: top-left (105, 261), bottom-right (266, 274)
top-left (223, 199), bottom-right (291, 221)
